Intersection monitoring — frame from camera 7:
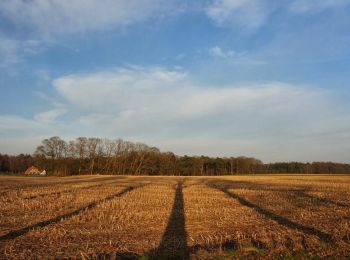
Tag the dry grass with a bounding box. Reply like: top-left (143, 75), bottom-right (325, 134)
top-left (0, 175), bottom-right (350, 259)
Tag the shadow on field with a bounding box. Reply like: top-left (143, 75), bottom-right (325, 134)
top-left (295, 191), bottom-right (349, 208)
top-left (113, 180), bottom-right (237, 260)
top-left (204, 179), bottom-right (349, 209)
top-left (92, 239), bottom-right (238, 260)
top-left (0, 176), bottom-right (129, 196)
top-left (205, 180), bottom-right (334, 243)
top-left (147, 180), bottom-right (189, 259)
top-left (22, 178), bottom-right (142, 200)
top-left (0, 185), bottom-right (139, 241)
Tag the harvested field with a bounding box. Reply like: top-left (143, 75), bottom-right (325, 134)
top-left (0, 175), bottom-right (350, 259)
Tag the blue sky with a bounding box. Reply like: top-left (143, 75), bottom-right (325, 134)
top-left (1, 0), bottom-right (350, 162)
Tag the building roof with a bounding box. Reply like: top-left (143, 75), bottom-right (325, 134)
top-left (25, 166), bottom-right (40, 175)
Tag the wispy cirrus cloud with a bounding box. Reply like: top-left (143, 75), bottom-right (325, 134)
top-left (0, 115), bottom-right (41, 131)
top-left (0, 0), bottom-right (180, 37)
top-left (205, 0), bottom-right (350, 30)
top-left (0, 0), bottom-right (186, 68)
top-left (209, 46), bottom-right (265, 65)
top-left (0, 108), bottom-right (66, 133)
top-left (0, 34), bottom-right (41, 67)
top-left (206, 0), bottom-right (272, 30)
top-left (0, 36), bottom-right (20, 66)
top-left (33, 108), bottom-right (67, 124)
top-left (289, 0), bottom-right (350, 14)
top-left (209, 46), bottom-right (236, 59)
top-left (0, 109), bottom-right (68, 154)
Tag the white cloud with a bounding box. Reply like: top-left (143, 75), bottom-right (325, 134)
top-left (205, 0), bottom-right (350, 30)
top-left (206, 0), bottom-right (270, 29)
top-left (0, 35), bottom-right (41, 67)
top-left (289, 0), bottom-right (350, 13)
top-left (0, 36), bottom-right (20, 66)
top-left (209, 46), bottom-right (265, 65)
top-left (0, 0), bottom-right (178, 37)
top-left (0, 111), bottom-right (70, 154)
top-left (56, 67), bottom-right (311, 126)
top-left (50, 66), bottom-right (350, 162)
top-left (209, 46), bottom-right (236, 58)
top-left (0, 108), bottom-right (66, 139)
top-left (0, 0), bottom-right (181, 66)
top-left (1, 66), bottom-right (350, 161)
top-left (53, 66), bottom-right (188, 113)
top-left (0, 115), bottom-right (41, 130)
top-left (34, 108), bottom-right (67, 124)
top-left (0, 136), bottom-right (45, 155)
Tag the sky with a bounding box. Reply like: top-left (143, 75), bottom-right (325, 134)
top-left (1, 0), bottom-right (350, 163)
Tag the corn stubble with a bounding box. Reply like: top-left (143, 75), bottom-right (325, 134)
top-left (0, 175), bottom-right (350, 259)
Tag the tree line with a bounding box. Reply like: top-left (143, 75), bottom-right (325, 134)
top-left (1, 136), bottom-right (350, 176)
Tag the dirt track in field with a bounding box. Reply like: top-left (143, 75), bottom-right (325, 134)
top-left (0, 175), bottom-right (350, 259)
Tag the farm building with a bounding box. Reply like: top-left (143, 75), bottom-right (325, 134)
top-left (24, 166), bottom-right (41, 175)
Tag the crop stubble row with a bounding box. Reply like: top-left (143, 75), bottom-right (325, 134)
top-left (0, 175), bottom-right (349, 258)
